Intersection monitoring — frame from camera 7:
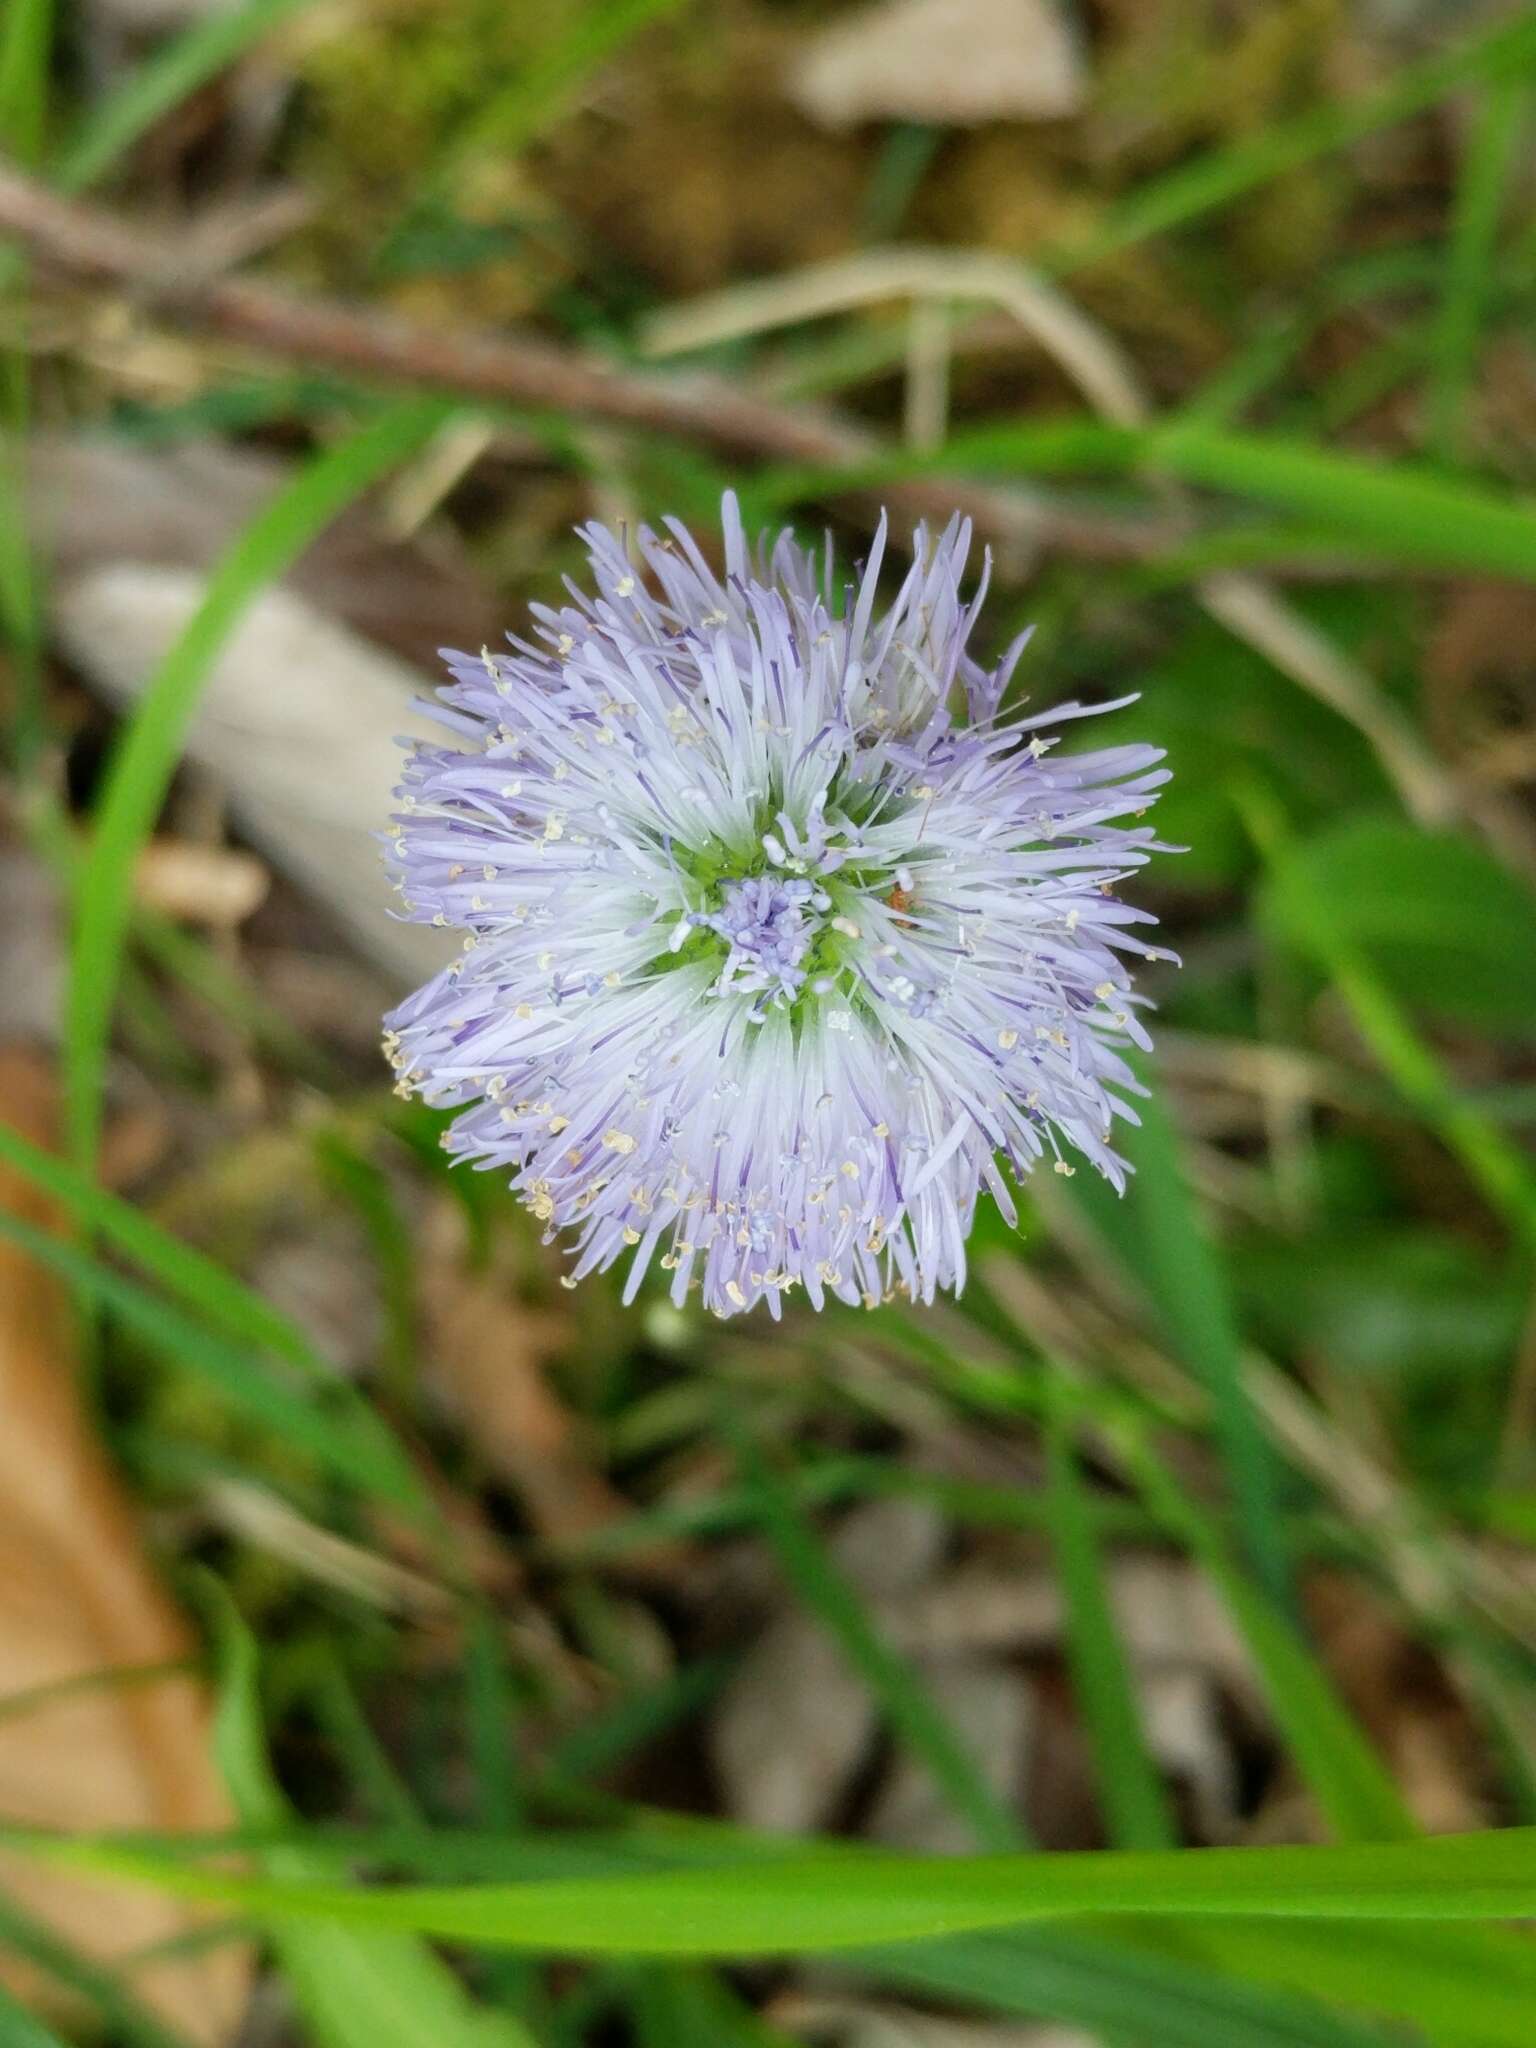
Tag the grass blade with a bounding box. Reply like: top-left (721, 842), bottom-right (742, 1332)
top-left (1044, 1382), bottom-right (1178, 1850)
top-left (210, 1592), bottom-right (539, 2048)
top-left (858, 1927), bottom-right (1400, 2048)
top-left (63, 396), bottom-right (451, 1178)
top-left (1061, 1058), bottom-right (1293, 1614)
top-left (774, 419), bottom-right (1536, 584)
top-left (0, 0), bottom-right (53, 165)
top-left (0, 0), bottom-right (52, 772)
top-left (1170, 1918), bottom-right (1536, 2048)
top-left (1254, 808), bottom-right (1536, 1249)
top-left (0, 1115), bottom-right (330, 1377)
top-left (1150, 421), bottom-right (1536, 582)
top-left (1428, 72), bottom-right (1527, 463)
top-left (0, 1889), bottom-right (195, 2048)
top-left (628, 1964), bottom-right (798, 2048)
top-left (0, 1114), bottom-right (426, 1509)
top-left (11, 1818), bottom-right (1527, 2044)
top-left (1059, 13), bottom-right (1536, 272)
top-left (12, 1826), bottom-right (1536, 1954)
top-left (0, 1983), bottom-right (73, 2048)
top-left (735, 1436), bottom-right (1026, 1853)
top-left (0, 1206), bottom-right (417, 1506)
top-left (1119, 1428), bottom-right (1415, 1845)
top-left (50, 0), bottom-right (320, 193)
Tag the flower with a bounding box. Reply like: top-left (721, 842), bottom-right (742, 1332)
top-left (383, 494), bottom-right (1171, 1318)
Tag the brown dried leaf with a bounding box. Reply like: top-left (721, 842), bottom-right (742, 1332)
top-left (1425, 582), bottom-right (1536, 780)
top-left (0, 851), bottom-right (62, 1048)
top-left (34, 432), bottom-right (504, 986)
top-left (1307, 1570), bottom-right (1487, 1834)
top-left (887, 1551), bottom-right (1254, 1696)
top-left (420, 1201), bottom-right (632, 1548)
top-left (0, 1048), bottom-right (250, 2042)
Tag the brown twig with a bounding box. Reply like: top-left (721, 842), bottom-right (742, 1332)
top-left (0, 158), bottom-right (1167, 571)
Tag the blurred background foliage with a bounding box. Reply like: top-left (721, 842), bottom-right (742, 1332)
top-left (4, 1), bottom-right (1536, 2045)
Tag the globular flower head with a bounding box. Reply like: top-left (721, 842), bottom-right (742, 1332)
top-left (384, 496), bottom-right (1171, 1318)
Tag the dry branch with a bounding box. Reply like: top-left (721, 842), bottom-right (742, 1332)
top-left (0, 158), bottom-right (1164, 570)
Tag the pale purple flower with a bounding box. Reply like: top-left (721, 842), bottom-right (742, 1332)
top-left (383, 495), bottom-right (1172, 1318)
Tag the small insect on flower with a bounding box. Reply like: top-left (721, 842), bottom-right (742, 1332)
top-left (384, 495), bottom-right (1172, 1318)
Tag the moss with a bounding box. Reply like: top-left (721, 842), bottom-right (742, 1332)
top-left (285, 0), bottom-right (574, 314)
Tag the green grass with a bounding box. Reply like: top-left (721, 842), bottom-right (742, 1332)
top-left (0, 0), bottom-right (53, 775)
top-left (49, 0), bottom-right (323, 194)
top-left (1052, 11), bottom-right (1536, 274)
top-left (756, 419), bottom-right (1536, 583)
top-left (0, 1983), bottom-right (75, 2048)
top-left (0, 1205), bottom-right (419, 1505)
top-left (1045, 1386), bottom-right (1178, 1850)
top-left (0, 1891), bottom-right (195, 2048)
top-left (1063, 1056), bottom-right (1294, 1613)
top-left (1426, 72), bottom-right (1528, 463)
top-left (733, 1431), bottom-right (1028, 1854)
top-left (1250, 799), bottom-right (1536, 1251)
top-left (0, 0), bottom-right (54, 166)
top-left (1117, 1428), bottom-right (1416, 1846)
top-left (212, 1595), bottom-right (540, 2048)
top-left (12, 1824), bottom-right (1536, 1954)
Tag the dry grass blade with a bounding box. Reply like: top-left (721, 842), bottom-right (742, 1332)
top-left (644, 246), bottom-right (1467, 840)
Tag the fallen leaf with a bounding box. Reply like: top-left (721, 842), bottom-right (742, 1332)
top-left (29, 435), bottom-right (504, 667)
top-left (865, 1654), bottom-right (1034, 1853)
top-left (136, 837), bottom-right (270, 927)
top-left (1425, 581), bottom-right (1536, 779)
top-left (0, 1046), bottom-right (250, 2042)
top-left (712, 1599), bottom-right (879, 1834)
top-left (1138, 1665), bottom-right (1237, 1841)
top-left (877, 1551), bottom-right (1252, 1841)
top-left (712, 1501), bottom-right (947, 1834)
top-left (35, 430), bottom-right (504, 988)
top-left (1308, 1570), bottom-right (1487, 1834)
top-left (52, 566), bottom-right (455, 986)
top-left (419, 1199), bottom-right (634, 1548)
top-left (0, 851), bottom-right (62, 1048)
top-left (788, 0), bottom-right (1085, 130)
top-left (887, 1551), bottom-right (1255, 1698)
